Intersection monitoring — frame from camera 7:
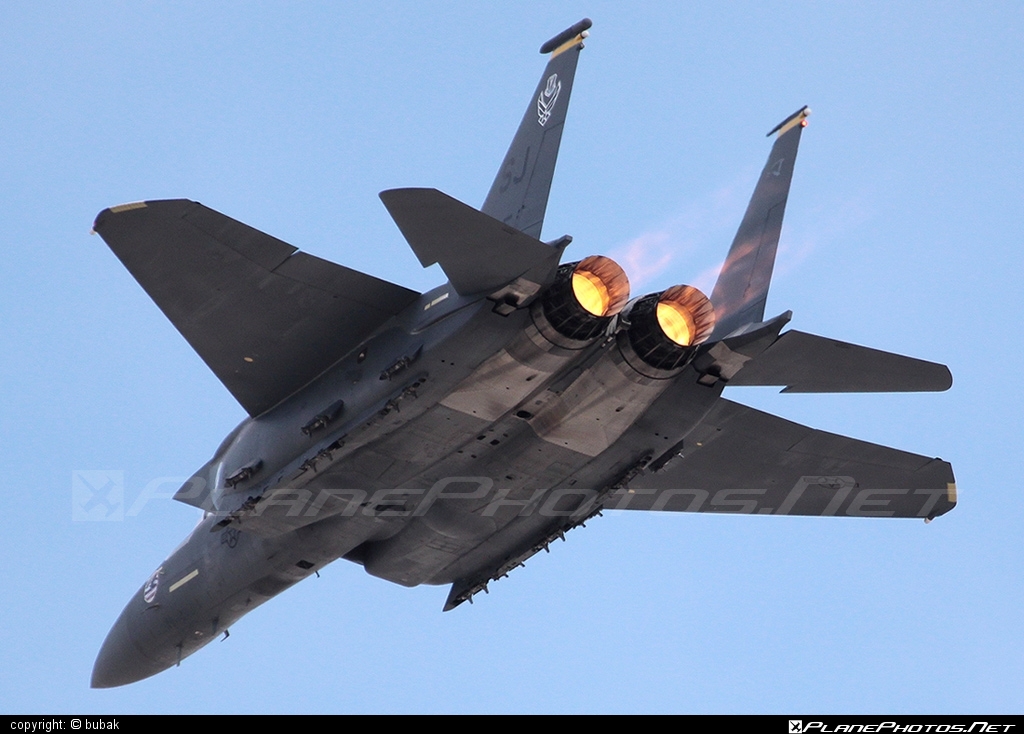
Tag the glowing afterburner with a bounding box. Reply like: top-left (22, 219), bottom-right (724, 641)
top-left (655, 285), bottom-right (715, 347)
top-left (541, 255), bottom-right (630, 342)
top-left (570, 255), bottom-right (631, 317)
top-left (621, 284), bottom-right (716, 373)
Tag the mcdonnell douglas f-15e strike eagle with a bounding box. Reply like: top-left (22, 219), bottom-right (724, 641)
top-left (91, 19), bottom-right (956, 687)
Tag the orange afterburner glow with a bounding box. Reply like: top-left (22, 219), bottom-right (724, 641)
top-left (572, 270), bottom-right (609, 316)
top-left (570, 256), bottom-right (630, 317)
top-left (655, 285), bottom-right (715, 347)
top-left (657, 300), bottom-right (697, 346)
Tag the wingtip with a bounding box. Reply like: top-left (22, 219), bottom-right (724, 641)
top-left (107, 200), bottom-right (149, 214)
top-left (94, 200), bottom-right (149, 231)
top-left (926, 478), bottom-right (958, 522)
top-left (939, 365), bottom-right (953, 392)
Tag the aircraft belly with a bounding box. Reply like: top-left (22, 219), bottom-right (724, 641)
top-left (440, 348), bottom-right (552, 421)
top-left (428, 510), bottom-right (575, 587)
top-left (204, 303), bottom-right (530, 530)
top-left (367, 405), bottom-right (491, 466)
top-left (226, 345), bottom-right (726, 589)
top-left (357, 361), bottom-right (679, 586)
top-left (527, 346), bottom-right (675, 456)
top-left (351, 348), bottom-right (687, 586)
top-left (429, 369), bottom-right (726, 590)
top-left (440, 313), bottom-right (590, 421)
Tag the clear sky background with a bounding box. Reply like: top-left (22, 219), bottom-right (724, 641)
top-left (2, 1), bottom-right (1022, 714)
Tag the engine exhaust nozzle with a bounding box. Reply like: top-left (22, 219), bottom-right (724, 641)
top-left (623, 285), bottom-right (716, 373)
top-left (540, 255), bottom-right (630, 342)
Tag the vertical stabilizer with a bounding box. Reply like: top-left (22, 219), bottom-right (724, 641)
top-left (480, 18), bottom-right (591, 240)
top-left (710, 106), bottom-right (810, 338)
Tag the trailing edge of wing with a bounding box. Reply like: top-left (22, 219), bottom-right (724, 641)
top-left (728, 330), bottom-right (953, 392)
top-left (94, 200), bottom-right (420, 416)
top-left (611, 398), bottom-right (956, 519)
top-left (379, 187), bottom-right (565, 297)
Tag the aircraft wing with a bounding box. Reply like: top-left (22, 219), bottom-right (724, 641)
top-left (93, 200), bottom-right (420, 416)
top-left (609, 398), bottom-right (956, 519)
top-left (728, 330), bottom-right (952, 392)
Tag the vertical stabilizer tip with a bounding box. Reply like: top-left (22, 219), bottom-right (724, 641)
top-left (540, 18), bottom-right (593, 54)
top-left (766, 106), bottom-right (812, 137)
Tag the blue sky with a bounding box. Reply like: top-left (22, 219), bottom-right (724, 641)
top-left (2, 2), bottom-right (1022, 713)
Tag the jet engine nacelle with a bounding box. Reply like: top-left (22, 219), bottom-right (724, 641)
top-left (535, 255), bottom-right (631, 344)
top-left (617, 284), bottom-right (716, 378)
top-left (524, 283), bottom-right (716, 456)
top-left (440, 256), bottom-right (629, 422)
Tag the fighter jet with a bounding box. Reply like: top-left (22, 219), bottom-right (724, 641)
top-left (90, 19), bottom-right (955, 688)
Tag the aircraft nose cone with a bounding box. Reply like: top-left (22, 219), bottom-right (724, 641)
top-left (91, 612), bottom-right (161, 688)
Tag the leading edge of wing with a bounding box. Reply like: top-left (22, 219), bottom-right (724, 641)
top-left (94, 200), bottom-right (421, 416)
top-left (612, 398), bottom-right (956, 520)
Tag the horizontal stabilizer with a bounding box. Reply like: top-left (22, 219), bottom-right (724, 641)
top-left (94, 200), bottom-right (420, 416)
top-left (728, 330), bottom-right (952, 392)
top-left (614, 398), bottom-right (956, 519)
top-left (380, 187), bottom-right (566, 296)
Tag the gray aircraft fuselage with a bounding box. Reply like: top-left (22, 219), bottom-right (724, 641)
top-left (91, 278), bottom-right (729, 686)
top-left (91, 19), bottom-right (955, 687)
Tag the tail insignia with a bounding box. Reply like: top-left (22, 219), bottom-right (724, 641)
top-left (537, 74), bottom-right (561, 126)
